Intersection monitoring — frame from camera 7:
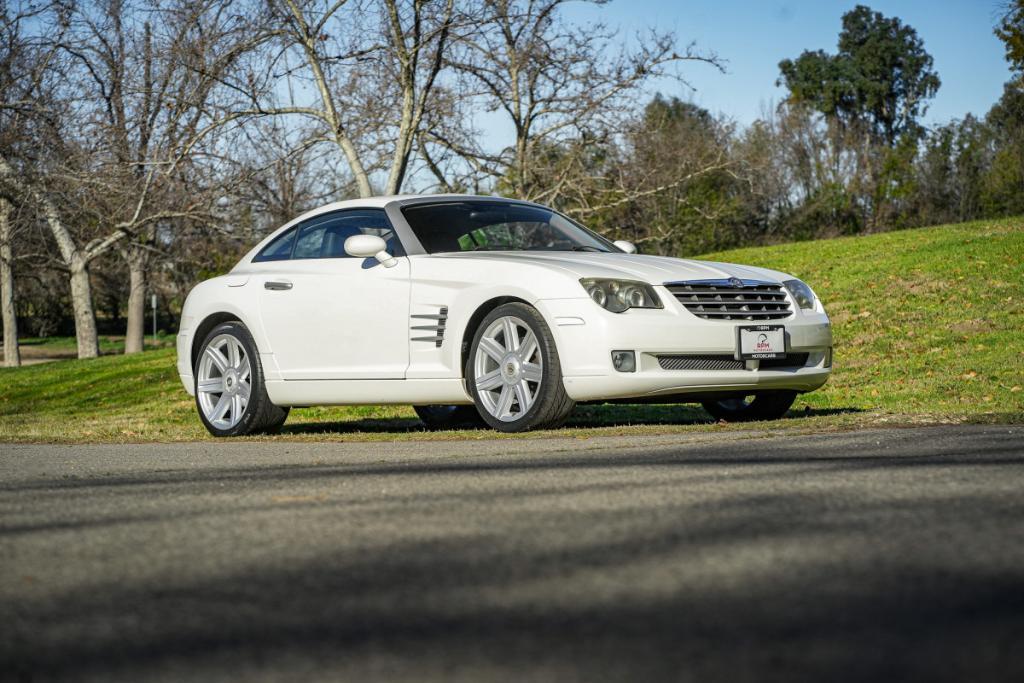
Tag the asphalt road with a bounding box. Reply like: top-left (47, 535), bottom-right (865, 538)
top-left (2, 425), bottom-right (1023, 682)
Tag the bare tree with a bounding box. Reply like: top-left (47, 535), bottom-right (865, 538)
top-left (204, 0), bottom-right (455, 197)
top-left (0, 0), bottom-right (48, 365)
top-left (0, 1), bottom-right (108, 358)
top-left (436, 0), bottom-right (721, 202)
top-left (51, 0), bottom-right (248, 353)
top-left (228, 119), bottom-right (348, 230)
top-left (0, 197), bottom-right (17, 366)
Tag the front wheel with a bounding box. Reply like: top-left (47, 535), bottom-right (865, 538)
top-left (700, 391), bottom-right (797, 423)
top-left (194, 321), bottom-right (289, 437)
top-left (467, 303), bottom-right (575, 432)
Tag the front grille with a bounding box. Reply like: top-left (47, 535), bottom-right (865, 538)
top-left (657, 355), bottom-right (744, 371)
top-left (666, 279), bottom-right (791, 321)
top-left (657, 353), bottom-right (810, 371)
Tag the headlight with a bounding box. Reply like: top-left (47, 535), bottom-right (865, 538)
top-left (783, 279), bottom-right (816, 310)
top-left (580, 279), bottom-right (662, 313)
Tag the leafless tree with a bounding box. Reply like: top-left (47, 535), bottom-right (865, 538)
top-left (0, 0), bottom-right (250, 357)
top-left (204, 0), bottom-right (455, 197)
top-left (0, 196), bottom-right (17, 366)
top-left (51, 0), bottom-right (254, 353)
top-left (434, 0), bottom-right (722, 203)
top-left (226, 119), bottom-right (348, 231)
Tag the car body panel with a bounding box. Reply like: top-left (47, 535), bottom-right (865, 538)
top-left (252, 256), bottom-right (411, 380)
top-left (177, 194), bottom-right (832, 407)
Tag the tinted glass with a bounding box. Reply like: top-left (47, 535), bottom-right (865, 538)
top-left (252, 226), bottom-right (297, 262)
top-left (401, 202), bottom-right (615, 254)
top-left (293, 209), bottom-right (401, 259)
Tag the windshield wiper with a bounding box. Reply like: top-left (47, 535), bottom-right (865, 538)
top-left (571, 245), bottom-right (604, 252)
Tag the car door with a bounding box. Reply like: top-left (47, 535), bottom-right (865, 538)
top-left (255, 208), bottom-right (410, 380)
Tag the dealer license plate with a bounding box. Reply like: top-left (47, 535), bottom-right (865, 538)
top-left (737, 325), bottom-right (786, 360)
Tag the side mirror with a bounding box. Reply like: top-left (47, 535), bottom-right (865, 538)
top-left (613, 239), bottom-right (637, 254)
top-left (344, 234), bottom-right (397, 268)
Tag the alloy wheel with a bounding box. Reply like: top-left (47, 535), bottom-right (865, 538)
top-left (196, 333), bottom-right (251, 430)
top-left (473, 315), bottom-right (543, 422)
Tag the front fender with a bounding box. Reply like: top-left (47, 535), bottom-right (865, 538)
top-left (176, 276), bottom-right (277, 390)
top-left (405, 257), bottom-right (583, 380)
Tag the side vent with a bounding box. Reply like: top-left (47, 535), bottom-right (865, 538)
top-left (411, 306), bottom-right (448, 348)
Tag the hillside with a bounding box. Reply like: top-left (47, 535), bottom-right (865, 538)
top-left (701, 216), bottom-right (1023, 419)
top-left (1, 217), bottom-right (1021, 442)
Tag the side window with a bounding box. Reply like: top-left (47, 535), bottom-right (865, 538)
top-left (292, 214), bottom-right (334, 259)
top-left (252, 226), bottom-right (297, 262)
top-left (294, 209), bottom-right (402, 259)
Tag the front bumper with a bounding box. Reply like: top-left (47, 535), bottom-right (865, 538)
top-left (536, 292), bottom-right (832, 402)
top-left (176, 329), bottom-right (195, 396)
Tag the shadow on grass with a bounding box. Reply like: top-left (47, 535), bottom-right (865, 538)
top-left (279, 404), bottom-right (867, 436)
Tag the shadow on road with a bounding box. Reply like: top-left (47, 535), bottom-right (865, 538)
top-left (3, 428), bottom-right (1022, 682)
top-left (279, 404), bottom-right (866, 436)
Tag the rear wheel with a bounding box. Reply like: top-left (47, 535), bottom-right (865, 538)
top-left (414, 405), bottom-right (484, 430)
top-left (700, 391), bottom-right (797, 423)
top-left (195, 322), bottom-right (289, 437)
top-left (467, 302), bottom-right (575, 432)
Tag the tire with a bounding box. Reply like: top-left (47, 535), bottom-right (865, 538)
top-left (413, 405), bottom-right (484, 430)
top-left (700, 391), bottom-right (797, 423)
top-left (194, 321), bottom-right (289, 437)
top-left (466, 302), bottom-right (575, 432)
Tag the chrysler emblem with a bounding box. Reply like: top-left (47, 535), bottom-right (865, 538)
top-left (728, 277), bottom-right (743, 287)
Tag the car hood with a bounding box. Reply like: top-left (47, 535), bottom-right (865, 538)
top-left (431, 251), bottom-right (793, 285)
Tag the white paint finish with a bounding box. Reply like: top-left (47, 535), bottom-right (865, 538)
top-left (562, 366), bottom-right (832, 402)
top-left (265, 378), bottom-right (471, 406)
top-left (404, 254), bottom-right (576, 380)
top-left (176, 195), bottom-right (834, 414)
top-left (256, 257), bottom-right (411, 380)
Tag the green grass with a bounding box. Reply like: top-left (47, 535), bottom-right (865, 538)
top-left (1, 217), bottom-right (1021, 443)
top-left (8, 333), bottom-right (175, 359)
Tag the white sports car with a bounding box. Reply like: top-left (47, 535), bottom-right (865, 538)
top-left (177, 195), bottom-right (832, 435)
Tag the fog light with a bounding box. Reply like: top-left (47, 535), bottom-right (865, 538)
top-left (824, 347), bottom-right (833, 368)
top-left (612, 350), bottom-right (636, 372)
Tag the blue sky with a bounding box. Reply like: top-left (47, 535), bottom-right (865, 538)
top-left (561, 0), bottom-right (1012, 126)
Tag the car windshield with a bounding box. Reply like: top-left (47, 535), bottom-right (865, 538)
top-left (401, 201), bottom-right (617, 254)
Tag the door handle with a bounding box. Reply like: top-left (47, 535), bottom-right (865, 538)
top-left (264, 280), bottom-right (292, 291)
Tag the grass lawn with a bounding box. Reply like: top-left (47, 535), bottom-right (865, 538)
top-left (5, 333), bottom-right (175, 361)
top-left (1, 216), bottom-right (1021, 443)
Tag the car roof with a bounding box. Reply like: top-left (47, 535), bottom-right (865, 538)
top-left (235, 194), bottom-right (547, 267)
top-left (300, 193), bottom-right (538, 214)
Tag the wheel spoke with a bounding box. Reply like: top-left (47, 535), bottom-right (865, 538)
top-left (475, 369), bottom-right (503, 391)
top-left (522, 362), bottom-right (543, 382)
top-left (230, 394), bottom-right (243, 426)
top-left (502, 317), bottom-right (520, 352)
top-left (514, 380), bottom-right (533, 412)
top-left (197, 378), bottom-right (223, 394)
top-left (236, 381), bottom-right (251, 400)
top-left (478, 336), bottom-right (506, 362)
top-left (211, 394), bottom-right (230, 422)
top-left (495, 385), bottom-right (515, 417)
top-left (227, 338), bottom-right (241, 367)
top-left (237, 357), bottom-right (251, 381)
top-left (205, 346), bottom-right (229, 373)
top-left (518, 330), bottom-right (537, 362)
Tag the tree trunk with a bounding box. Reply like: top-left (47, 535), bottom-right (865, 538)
top-left (123, 245), bottom-right (148, 354)
top-left (0, 197), bottom-right (19, 367)
top-left (0, 152), bottom-right (106, 360)
top-left (69, 257), bottom-right (100, 359)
